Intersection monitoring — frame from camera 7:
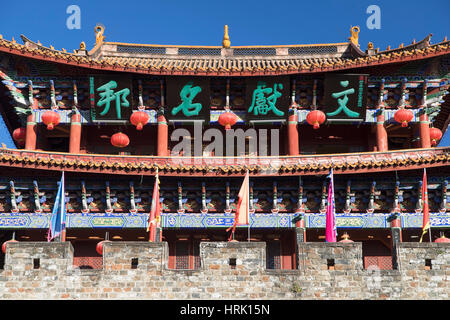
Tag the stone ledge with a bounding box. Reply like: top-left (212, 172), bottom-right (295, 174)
top-left (200, 242), bottom-right (266, 249)
top-left (397, 243), bottom-right (450, 248)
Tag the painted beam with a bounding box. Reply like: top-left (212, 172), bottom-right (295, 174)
top-left (0, 212), bottom-right (448, 229)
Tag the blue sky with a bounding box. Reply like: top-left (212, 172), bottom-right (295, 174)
top-left (0, 0), bottom-right (449, 144)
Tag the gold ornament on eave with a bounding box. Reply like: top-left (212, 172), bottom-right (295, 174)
top-left (95, 24), bottom-right (105, 45)
top-left (349, 26), bottom-right (360, 47)
top-left (222, 25), bottom-right (231, 48)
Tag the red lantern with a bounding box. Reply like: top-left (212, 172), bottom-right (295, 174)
top-left (2, 239), bottom-right (18, 254)
top-left (130, 111), bottom-right (150, 131)
top-left (434, 235), bottom-right (450, 243)
top-left (429, 127), bottom-right (442, 146)
top-left (41, 111), bottom-right (61, 130)
top-left (111, 132), bottom-right (130, 148)
top-left (218, 111), bottom-right (238, 130)
top-left (394, 108), bottom-right (413, 127)
top-left (306, 110), bottom-right (326, 129)
top-left (12, 127), bottom-right (26, 146)
top-left (96, 240), bottom-right (112, 255)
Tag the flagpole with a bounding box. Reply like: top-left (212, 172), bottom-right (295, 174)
top-left (419, 168), bottom-right (432, 243)
top-left (61, 202), bottom-right (67, 243)
top-left (247, 170), bottom-right (250, 243)
top-left (61, 171), bottom-right (66, 242)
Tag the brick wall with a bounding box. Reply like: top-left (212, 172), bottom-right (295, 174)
top-left (0, 240), bottom-right (448, 299)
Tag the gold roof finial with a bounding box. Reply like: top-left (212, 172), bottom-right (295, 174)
top-left (367, 42), bottom-right (374, 50)
top-left (349, 26), bottom-right (360, 47)
top-left (222, 25), bottom-right (231, 48)
top-left (95, 24), bottom-right (105, 45)
top-left (399, 43), bottom-right (404, 48)
top-left (341, 232), bottom-right (350, 240)
top-left (80, 41), bottom-right (86, 50)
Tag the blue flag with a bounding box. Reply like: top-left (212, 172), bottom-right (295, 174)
top-left (48, 172), bottom-right (66, 241)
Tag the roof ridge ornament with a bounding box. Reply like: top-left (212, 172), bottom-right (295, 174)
top-left (222, 25), bottom-right (231, 48)
top-left (349, 26), bottom-right (360, 47)
top-left (95, 24), bottom-right (105, 45)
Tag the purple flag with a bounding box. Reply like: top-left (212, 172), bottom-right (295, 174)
top-left (325, 169), bottom-right (337, 242)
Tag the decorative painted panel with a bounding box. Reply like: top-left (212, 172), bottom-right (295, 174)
top-left (0, 212), bottom-right (448, 229)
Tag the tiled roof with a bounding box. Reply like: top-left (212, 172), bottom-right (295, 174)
top-left (1, 147), bottom-right (448, 177)
top-left (0, 33), bottom-right (447, 76)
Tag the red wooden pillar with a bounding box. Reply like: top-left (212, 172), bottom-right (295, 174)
top-left (419, 113), bottom-right (431, 148)
top-left (376, 112), bottom-right (388, 152)
top-left (390, 216), bottom-right (402, 270)
top-left (69, 112), bottom-right (82, 154)
top-left (390, 217), bottom-right (402, 242)
top-left (295, 218), bottom-right (306, 242)
top-left (25, 113), bottom-right (37, 150)
top-left (287, 112), bottom-right (299, 156)
top-left (157, 114), bottom-right (168, 156)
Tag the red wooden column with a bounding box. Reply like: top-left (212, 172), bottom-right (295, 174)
top-left (287, 111), bottom-right (299, 155)
top-left (419, 113), bottom-right (431, 148)
top-left (390, 217), bottom-right (402, 242)
top-left (69, 111), bottom-right (82, 153)
top-left (295, 216), bottom-right (306, 242)
top-left (390, 215), bottom-right (402, 270)
top-left (375, 111), bottom-right (388, 152)
top-left (157, 114), bottom-right (168, 156)
top-left (25, 113), bottom-right (37, 150)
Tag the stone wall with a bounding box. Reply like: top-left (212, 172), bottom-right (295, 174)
top-left (0, 240), bottom-right (448, 300)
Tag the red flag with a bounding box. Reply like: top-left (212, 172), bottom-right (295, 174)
top-left (227, 171), bottom-right (249, 241)
top-left (420, 168), bottom-right (430, 242)
top-left (147, 172), bottom-right (160, 242)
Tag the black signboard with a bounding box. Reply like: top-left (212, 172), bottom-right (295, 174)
top-left (245, 77), bottom-right (290, 122)
top-left (166, 77), bottom-right (210, 123)
top-left (90, 76), bottom-right (133, 122)
top-left (323, 74), bottom-right (368, 122)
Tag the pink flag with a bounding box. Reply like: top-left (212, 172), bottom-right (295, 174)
top-left (227, 170), bottom-right (250, 241)
top-left (147, 172), bottom-right (160, 242)
top-left (325, 169), bottom-right (337, 242)
top-left (420, 168), bottom-right (430, 242)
